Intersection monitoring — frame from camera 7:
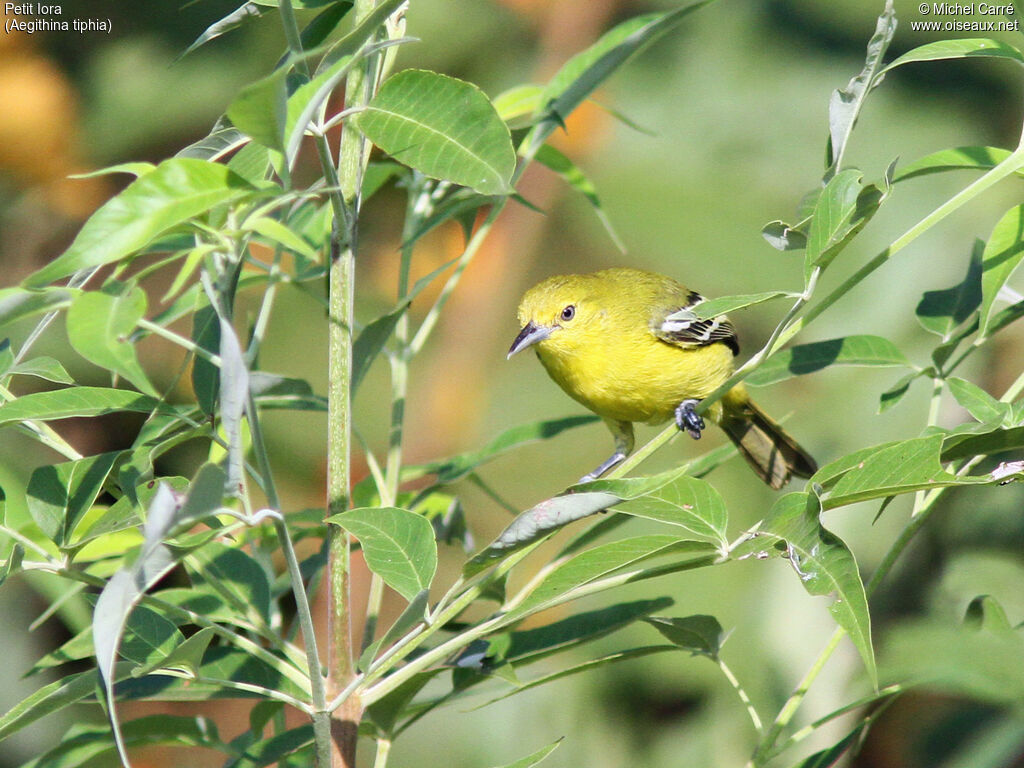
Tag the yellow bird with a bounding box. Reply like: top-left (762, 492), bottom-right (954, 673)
top-left (508, 268), bottom-right (816, 488)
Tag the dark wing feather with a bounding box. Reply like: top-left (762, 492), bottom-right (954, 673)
top-left (650, 290), bottom-right (740, 356)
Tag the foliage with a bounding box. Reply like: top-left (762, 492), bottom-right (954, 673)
top-left (2, 0), bottom-right (1024, 766)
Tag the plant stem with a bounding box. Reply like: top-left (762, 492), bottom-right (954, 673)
top-left (246, 389), bottom-right (328, 707)
top-left (137, 318), bottom-right (223, 366)
top-left (373, 738), bottom-right (393, 768)
top-left (719, 658), bottom-right (765, 736)
top-left (324, 0), bottom-right (386, 764)
top-left (754, 628), bottom-right (844, 763)
top-left (409, 205), bottom-right (503, 355)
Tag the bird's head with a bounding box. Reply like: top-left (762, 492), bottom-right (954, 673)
top-left (507, 274), bottom-right (599, 359)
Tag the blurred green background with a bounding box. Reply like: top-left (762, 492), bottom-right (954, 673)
top-left (2, 0), bottom-right (1024, 766)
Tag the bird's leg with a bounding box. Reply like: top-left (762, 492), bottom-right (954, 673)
top-left (675, 398), bottom-right (705, 440)
top-left (579, 419), bottom-right (635, 483)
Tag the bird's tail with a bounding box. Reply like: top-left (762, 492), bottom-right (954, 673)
top-left (717, 386), bottom-right (817, 489)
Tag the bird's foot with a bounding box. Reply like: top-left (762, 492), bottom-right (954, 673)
top-left (675, 399), bottom-right (705, 440)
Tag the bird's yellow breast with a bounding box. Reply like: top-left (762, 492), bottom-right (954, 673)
top-left (535, 322), bottom-right (735, 425)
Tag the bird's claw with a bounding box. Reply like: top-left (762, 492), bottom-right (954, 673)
top-left (675, 399), bottom-right (704, 440)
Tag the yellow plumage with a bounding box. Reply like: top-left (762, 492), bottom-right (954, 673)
top-left (508, 268), bottom-right (816, 488)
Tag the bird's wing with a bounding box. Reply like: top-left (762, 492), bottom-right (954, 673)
top-left (651, 290), bottom-right (740, 356)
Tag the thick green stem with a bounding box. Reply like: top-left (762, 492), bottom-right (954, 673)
top-left (372, 738), bottom-right (393, 768)
top-left (325, 1), bottom-right (386, 764)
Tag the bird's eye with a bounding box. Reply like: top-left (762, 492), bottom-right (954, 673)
top-left (560, 305), bottom-right (576, 322)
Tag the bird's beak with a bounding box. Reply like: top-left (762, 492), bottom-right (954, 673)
top-left (507, 321), bottom-right (552, 359)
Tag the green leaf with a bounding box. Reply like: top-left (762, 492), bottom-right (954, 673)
top-left (174, 463), bottom-right (230, 531)
top-left (405, 414), bottom-right (599, 485)
top-left (493, 83), bottom-right (544, 128)
top-left (483, 646), bottom-right (678, 706)
top-left (468, 490), bottom-right (620, 571)
top-left (217, 317), bottom-right (249, 491)
top-left (248, 216), bottom-right (319, 260)
top-left (180, 2), bottom-right (266, 59)
top-left (814, 434), bottom-right (986, 508)
top-left (894, 146), bottom-right (1016, 182)
top-left (363, 670), bottom-right (443, 736)
top-left (177, 124), bottom-right (248, 161)
top-left (746, 335), bottom-right (910, 387)
top-left (118, 604), bottom-right (184, 667)
top-left (328, 507), bottom-right (438, 601)
top-left (916, 240), bottom-right (982, 337)
top-left (7, 356), bottom-right (74, 384)
top-left (735, 492), bottom-right (875, 686)
top-left (67, 286), bottom-right (157, 396)
top-left (878, 370), bottom-right (923, 414)
top-left (525, 3), bottom-right (712, 157)
top-left (883, 38), bottom-right (1024, 73)
top-left (0, 386), bottom-right (173, 427)
top-left (0, 666), bottom-right (127, 741)
top-left (114, 644), bottom-right (309, 702)
top-left (250, 372), bottom-right (325, 411)
top-left (941, 425), bottom-right (1024, 462)
top-left (187, 541), bottom-right (273, 626)
top-left (355, 69), bottom-right (516, 195)
top-left (644, 614), bottom-right (724, 659)
top-left (468, 468), bottom-right (688, 568)
top-left (359, 589), bottom-right (430, 672)
top-left (948, 377), bottom-right (1011, 425)
top-left (351, 255), bottom-right (462, 393)
top-left (133, 626), bottom-right (216, 678)
top-left (225, 725), bottom-right (315, 768)
top-left (299, 1), bottom-right (354, 49)
top-left (691, 291), bottom-right (793, 319)
top-left (980, 203), bottom-right (1024, 337)
top-left (790, 721), bottom-right (868, 768)
top-left (614, 475), bottom-right (729, 550)
top-left (24, 716), bottom-right (228, 768)
top-left (192, 303), bottom-right (220, 416)
top-left (26, 451), bottom-right (123, 547)
top-left (351, 308), bottom-right (402, 393)
top-left (228, 67), bottom-right (289, 153)
top-left (0, 544), bottom-right (22, 588)
top-left (70, 162), bottom-right (156, 179)
top-left (227, 140), bottom-right (272, 185)
top-left (762, 220), bottom-right (808, 251)
top-left (508, 535), bottom-right (713, 619)
top-left (492, 738), bottom-right (564, 768)
top-left (361, 161), bottom-right (406, 200)
top-left (24, 158), bottom-right (258, 288)
top-left (533, 143), bottom-right (624, 252)
top-left (94, 485), bottom-right (182, 764)
top-left (826, 0), bottom-right (896, 174)
top-left (965, 595), bottom-right (1013, 633)
top-left (499, 598), bottom-right (674, 666)
top-left (0, 287), bottom-right (76, 328)
top-left (804, 168), bottom-right (863, 277)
